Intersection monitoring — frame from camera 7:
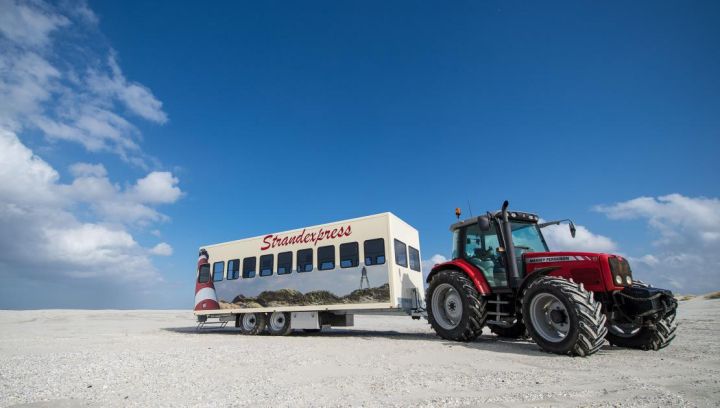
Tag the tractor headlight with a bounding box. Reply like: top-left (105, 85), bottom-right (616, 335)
top-left (625, 276), bottom-right (632, 285)
top-left (615, 275), bottom-right (622, 285)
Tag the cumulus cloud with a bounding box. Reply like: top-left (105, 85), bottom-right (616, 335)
top-left (0, 0), bottom-right (69, 47)
top-left (542, 222), bottom-right (617, 253)
top-left (595, 194), bottom-right (720, 294)
top-left (0, 0), bottom-right (167, 167)
top-left (150, 242), bottom-right (173, 256)
top-left (421, 254), bottom-right (448, 280)
top-left (0, 130), bottom-right (179, 284)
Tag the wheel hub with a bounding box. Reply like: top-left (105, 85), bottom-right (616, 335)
top-left (432, 283), bottom-right (464, 330)
top-left (242, 314), bottom-right (257, 330)
top-left (269, 312), bottom-right (286, 331)
top-left (529, 293), bottom-right (570, 343)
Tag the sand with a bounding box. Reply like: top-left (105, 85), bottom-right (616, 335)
top-left (0, 299), bottom-right (718, 407)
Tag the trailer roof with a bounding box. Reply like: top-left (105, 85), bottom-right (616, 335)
top-left (201, 212), bottom-right (406, 249)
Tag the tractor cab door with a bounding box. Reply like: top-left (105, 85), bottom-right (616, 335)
top-left (461, 222), bottom-right (509, 288)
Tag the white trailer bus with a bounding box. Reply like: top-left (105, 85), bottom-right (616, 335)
top-left (194, 213), bottom-right (426, 335)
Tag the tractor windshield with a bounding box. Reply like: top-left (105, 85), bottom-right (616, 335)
top-left (510, 222), bottom-right (549, 253)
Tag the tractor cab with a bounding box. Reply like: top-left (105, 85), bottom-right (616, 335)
top-left (451, 209), bottom-right (550, 289)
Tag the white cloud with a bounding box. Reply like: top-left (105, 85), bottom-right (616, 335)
top-left (0, 0), bottom-right (167, 167)
top-left (69, 162), bottom-right (107, 178)
top-left (150, 242), bottom-right (173, 256)
top-left (595, 194), bottom-right (720, 294)
top-left (542, 222), bottom-right (617, 253)
top-left (0, 126), bottom-right (176, 284)
top-left (129, 171), bottom-right (182, 204)
top-left (595, 194), bottom-right (720, 247)
top-left (87, 54), bottom-right (168, 124)
top-left (421, 254), bottom-right (448, 279)
top-left (0, 0), bottom-right (69, 47)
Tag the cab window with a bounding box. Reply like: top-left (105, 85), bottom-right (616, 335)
top-left (464, 223), bottom-right (503, 287)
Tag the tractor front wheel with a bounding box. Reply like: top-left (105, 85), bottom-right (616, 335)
top-left (522, 277), bottom-right (607, 356)
top-left (606, 311), bottom-right (677, 351)
top-left (427, 270), bottom-right (487, 342)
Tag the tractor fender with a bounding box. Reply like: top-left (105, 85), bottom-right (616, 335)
top-left (517, 266), bottom-right (562, 298)
top-left (426, 258), bottom-right (492, 295)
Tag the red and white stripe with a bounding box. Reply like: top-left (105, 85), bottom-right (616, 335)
top-left (194, 250), bottom-right (220, 311)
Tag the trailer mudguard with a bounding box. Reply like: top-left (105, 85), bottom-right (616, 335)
top-left (426, 258), bottom-right (492, 295)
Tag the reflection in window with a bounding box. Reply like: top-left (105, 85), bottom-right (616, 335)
top-left (394, 239), bottom-right (408, 267)
top-left (213, 261), bottom-right (224, 281)
top-left (227, 259), bottom-right (240, 280)
top-left (242, 257), bottom-right (256, 278)
top-left (198, 264), bottom-right (210, 283)
top-left (409, 246), bottom-right (421, 272)
top-left (259, 254), bottom-right (273, 277)
top-left (340, 242), bottom-right (359, 268)
top-left (277, 251), bottom-right (292, 275)
top-left (318, 245), bottom-right (335, 270)
top-left (297, 249), bottom-right (313, 272)
top-left (364, 238), bottom-right (385, 265)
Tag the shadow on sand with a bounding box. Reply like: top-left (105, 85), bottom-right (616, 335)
top-left (161, 326), bottom-right (616, 357)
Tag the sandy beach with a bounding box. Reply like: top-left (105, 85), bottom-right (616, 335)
top-left (1, 298), bottom-right (718, 407)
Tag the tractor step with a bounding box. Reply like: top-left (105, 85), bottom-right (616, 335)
top-left (487, 300), bottom-right (509, 304)
top-left (486, 311), bottom-right (511, 316)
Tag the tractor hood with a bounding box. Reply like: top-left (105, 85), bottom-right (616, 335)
top-left (523, 251), bottom-right (603, 265)
top-left (523, 251), bottom-right (634, 291)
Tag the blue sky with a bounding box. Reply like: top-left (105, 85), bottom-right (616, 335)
top-left (0, 0), bottom-right (718, 308)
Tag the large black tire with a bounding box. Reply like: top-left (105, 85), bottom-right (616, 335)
top-left (266, 312), bottom-right (292, 336)
top-left (238, 312), bottom-right (267, 335)
top-left (606, 311), bottom-right (677, 350)
top-left (522, 277), bottom-right (607, 357)
top-left (427, 270), bottom-right (487, 342)
top-left (489, 320), bottom-right (527, 339)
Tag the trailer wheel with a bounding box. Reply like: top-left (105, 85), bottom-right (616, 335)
top-left (522, 277), bottom-right (607, 356)
top-left (239, 313), bottom-right (266, 335)
top-left (427, 270), bottom-right (487, 342)
top-left (606, 311), bottom-right (677, 351)
top-left (267, 312), bottom-right (292, 336)
top-left (489, 320), bottom-right (527, 339)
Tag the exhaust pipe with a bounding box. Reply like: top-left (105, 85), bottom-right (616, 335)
top-left (501, 201), bottom-right (521, 288)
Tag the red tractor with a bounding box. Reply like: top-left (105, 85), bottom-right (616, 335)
top-left (426, 201), bottom-right (678, 356)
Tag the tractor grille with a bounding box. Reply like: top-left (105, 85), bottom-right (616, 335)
top-left (608, 257), bottom-right (633, 286)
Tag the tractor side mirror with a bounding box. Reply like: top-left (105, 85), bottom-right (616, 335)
top-left (478, 216), bottom-right (490, 231)
top-left (569, 221), bottom-right (576, 238)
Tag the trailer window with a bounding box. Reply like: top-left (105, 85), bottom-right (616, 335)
top-left (227, 259), bottom-right (240, 280)
top-left (364, 238), bottom-right (385, 265)
top-left (277, 251), bottom-right (292, 275)
top-left (213, 261), bottom-right (224, 281)
top-left (259, 254), bottom-right (273, 276)
top-left (340, 242), bottom-right (359, 268)
top-left (409, 246), bottom-right (421, 272)
top-left (297, 249), bottom-right (313, 272)
top-left (318, 245), bottom-right (335, 270)
top-left (394, 239), bottom-right (408, 267)
top-left (198, 263), bottom-right (210, 283)
top-left (242, 257), bottom-right (256, 278)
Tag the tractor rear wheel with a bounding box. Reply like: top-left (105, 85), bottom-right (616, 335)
top-left (606, 311), bottom-right (677, 350)
top-left (489, 320), bottom-right (527, 339)
top-left (427, 270), bottom-right (487, 342)
top-left (238, 312), bottom-right (267, 335)
top-left (522, 277), bottom-right (607, 356)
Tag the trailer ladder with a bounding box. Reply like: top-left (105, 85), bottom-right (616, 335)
top-left (196, 315), bottom-right (230, 331)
